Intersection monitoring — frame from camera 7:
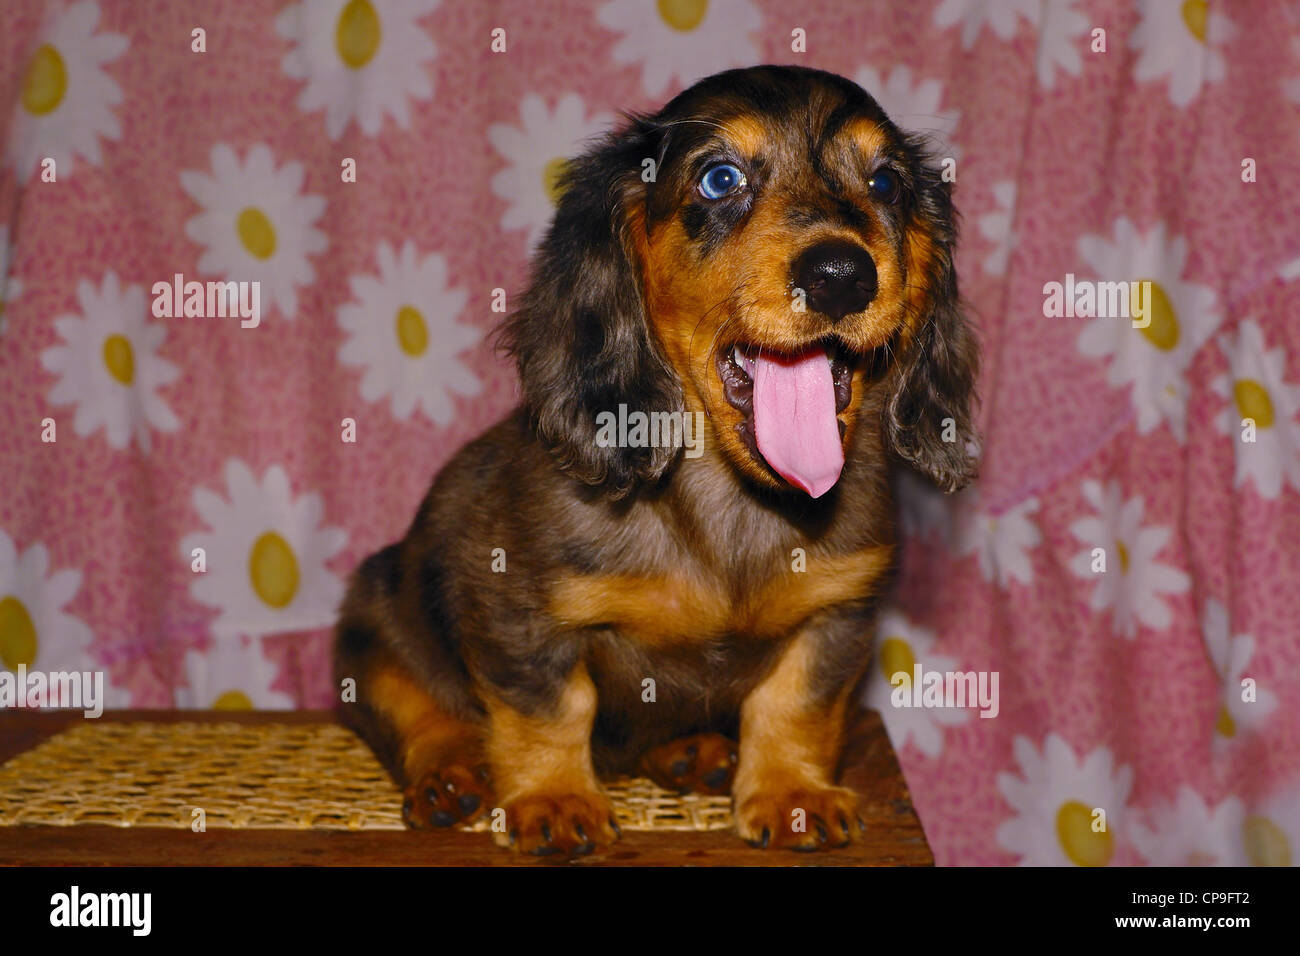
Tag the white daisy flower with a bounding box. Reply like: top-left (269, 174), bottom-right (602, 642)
top-left (39, 271), bottom-right (180, 452)
top-left (178, 635), bottom-right (293, 710)
top-left (954, 494), bottom-right (1041, 588)
top-left (0, 530), bottom-right (94, 679)
top-left (489, 93), bottom-right (613, 251)
top-left (894, 467), bottom-right (956, 545)
top-left (596, 0), bottom-right (761, 97)
top-left (1130, 787), bottom-right (1247, 866)
top-left (1211, 320), bottom-right (1300, 499)
top-left (1037, 0), bottom-right (1088, 89)
top-left (179, 460), bottom-right (348, 639)
top-left (180, 143), bottom-right (328, 320)
top-left (1076, 217), bottom-right (1222, 442)
top-left (0, 224), bottom-right (22, 337)
top-left (864, 609), bottom-right (971, 759)
top-left (275, 0), bottom-right (439, 140)
top-left (7, 0), bottom-right (127, 180)
top-left (337, 241), bottom-right (481, 424)
top-left (978, 180), bottom-right (1017, 277)
top-left (853, 64), bottom-right (960, 158)
top-left (997, 733), bottom-right (1134, 866)
top-left (1201, 599), bottom-right (1277, 742)
top-left (1242, 784), bottom-right (1300, 867)
top-left (932, 0), bottom-right (1038, 50)
top-left (1131, 0), bottom-right (1235, 108)
top-left (1069, 480), bottom-right (1190, 638)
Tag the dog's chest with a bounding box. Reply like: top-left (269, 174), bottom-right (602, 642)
top-left (547, 543), bottom-right (891, 645)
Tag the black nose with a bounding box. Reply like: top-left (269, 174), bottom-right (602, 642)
top-left (792, 240), bottom-right (877, 321)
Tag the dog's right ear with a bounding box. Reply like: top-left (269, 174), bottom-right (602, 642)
top-left (501, 120), bottom-right (684, 498)
top-left (884, 135), bottom-right (980, 494)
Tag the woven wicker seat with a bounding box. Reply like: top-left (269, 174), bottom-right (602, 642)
top-left (0, 721), bottom-right (733, 832)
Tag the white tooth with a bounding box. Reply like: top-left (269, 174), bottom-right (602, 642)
top-left (734, 345), bottom-right (756, 377)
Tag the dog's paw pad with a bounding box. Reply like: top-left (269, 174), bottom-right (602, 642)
top-left (639, 733), bottom-right (739, 795)
top-left (734, 784), bottom-right (865, 852)
top-left (402, 761), bottom-right (494, 830)
top-left (494, 790), bottom-right (619, 857)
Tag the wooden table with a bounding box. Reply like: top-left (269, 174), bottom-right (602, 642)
top-left (0, 708), bottom-right (932, 866)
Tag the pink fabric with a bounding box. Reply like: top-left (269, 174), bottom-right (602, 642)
top-left (2, 0), bottom-right (1297, 865)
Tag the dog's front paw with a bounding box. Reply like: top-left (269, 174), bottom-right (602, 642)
top-left (495, 788), bottom-right (621, 857)
top-left (734, 783), bottom-right (866, 852)
top-left (402, 760), bottom-right (494, 829)
top-left (639, 733), bottom-right (739, 795)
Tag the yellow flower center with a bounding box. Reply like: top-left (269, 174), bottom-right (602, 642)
top-left (1214, 703), bottom-right (1235, 737)
top-left (1243, 814), bottom-right (1291, 867)
top-left (236, 208), bottom-right (277, 260)
top-left (213, 689), bottom-right (255, 710)
top-left (657, 0), bottom-right (708, 30)
top-left (1056, 799), bottom-right (1113, 866)
top-left (1233, 379), bottom-right (1275, 429)
top-left (879, 637), bottom-right (916, 683)
top-left (336, 0), bottom-right (382, 69)
top-left (1116, 539), bottom-right (1130, 573)
top-left (248, 531), bottom-right (300, 609)
top-left (1181, 0), bottom-right (1208, 42)
top-left (395, 305), bottom-right (429, 357)
top-left (542, 157), bottom-right (570, 206)
top-left (1133, 279), bottom-right (1180, 351)
top-left (102, 334), bottom-right (135, 385)
top-left (22, 44), bottom-right (67, 116)
top-left (0, 595), bottom-right (38, 669)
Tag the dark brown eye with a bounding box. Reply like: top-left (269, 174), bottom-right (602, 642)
top-left (867, 167), bottom-right (900, 203)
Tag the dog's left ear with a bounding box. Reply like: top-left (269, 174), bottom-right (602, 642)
top-left (884, 141), bottom-right (981, 494)
top-left (501, 121), bottom-right (684, 498)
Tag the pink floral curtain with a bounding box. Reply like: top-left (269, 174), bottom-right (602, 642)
top-left (1, 0), bottom-right (1297, 865)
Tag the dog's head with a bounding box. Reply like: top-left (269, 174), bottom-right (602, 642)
top-left (504, 65), bottom-right (978, 499)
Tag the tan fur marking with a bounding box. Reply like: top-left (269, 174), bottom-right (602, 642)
top-left (733, 633), bottom-right (851, 796)
top-left (718, 113), bottom-right (767, 157)
top-left (842, 116), bottom-right (890, 158)
top-left (895, 226), bottom-right (938, 347)
top-left (741, 545), bottom-right (893, 638)
top-left (484, 662), bottom-right (601, 803)
top-left (370, 666), bottom-right (475, 781)
top-left (549, 544), bottom-right (892, 645)
top-left (550, 572), bottom-right (729, 643)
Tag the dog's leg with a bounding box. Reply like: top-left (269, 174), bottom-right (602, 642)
top-left (368, 662), bottom-right (494, 829)
top-left (731, 615), bottom-right (872, 851)
top-left (337, 635), bottom-right (494, 829)
top-left (482, 661), bottom-right (620, 856)
top-left (335, 546), bottom-right (494, 829)
top-left (638, 733), bottom-right (739, 794)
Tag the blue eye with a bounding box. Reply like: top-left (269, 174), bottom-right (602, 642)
top-left (867, 167), bottom-right (900, 203)
top-left (699, 163), bottom-right (745, 199)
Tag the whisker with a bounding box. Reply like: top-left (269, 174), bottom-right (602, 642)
top-left (687, 280), bottom-right (747, 359)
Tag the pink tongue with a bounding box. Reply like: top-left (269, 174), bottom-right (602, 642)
top-left (751, 348), bottom-right (844, 498)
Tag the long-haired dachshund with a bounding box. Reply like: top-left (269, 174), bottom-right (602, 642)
top-left (335, 65), bottom-right (978, 855)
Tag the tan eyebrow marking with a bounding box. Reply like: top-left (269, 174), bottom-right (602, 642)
top-left (717, 113), bottom-right (766, 157)
top-left (842, 116), bottom-right (890, 158)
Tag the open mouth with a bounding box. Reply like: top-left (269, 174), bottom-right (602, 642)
top-left (716, 341), bottom-right (855, 498)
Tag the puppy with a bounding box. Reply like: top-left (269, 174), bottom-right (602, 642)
top-left (335, 65), bottom-right (978, 855)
